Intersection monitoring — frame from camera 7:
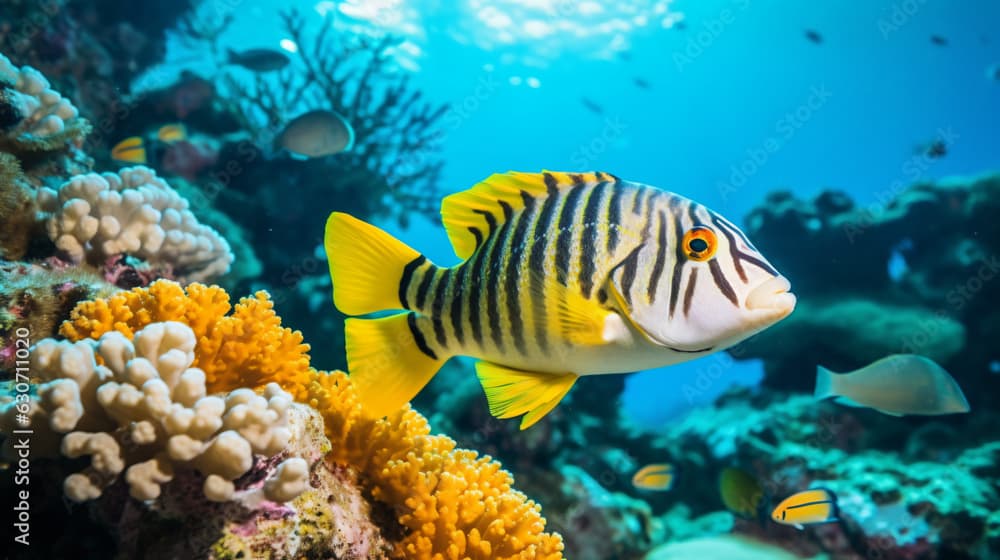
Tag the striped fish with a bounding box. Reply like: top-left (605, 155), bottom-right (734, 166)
top-left (770, 488), bottom-right (840, 529)
top-left (325, 171), bottom-right (796, 429)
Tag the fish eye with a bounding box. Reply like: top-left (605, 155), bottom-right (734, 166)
top-left (683, 226), bottom-right (717, 261)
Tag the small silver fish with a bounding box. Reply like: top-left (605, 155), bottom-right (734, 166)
top-left (226, 48), bottom-right (290, 72)
top-left (815, 354), bottom-right (970, 416)
top-left (276, 109), bottom-right (355, 159)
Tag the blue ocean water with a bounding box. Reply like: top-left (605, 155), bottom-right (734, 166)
top-left (163, 0), bottom-right (999, 428)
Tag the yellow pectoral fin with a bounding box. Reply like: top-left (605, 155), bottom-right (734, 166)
top-left (475, 361), bottom-right (578, 430)
top-left (528, 270), bottom-right (617, 347)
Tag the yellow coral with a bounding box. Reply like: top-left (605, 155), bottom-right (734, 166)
top-left (306, 370), bottom-right (565, 560)
top-left (59, 279), bottom-right (312, 400)
top-left (59, 282), bottom-right (564, 559)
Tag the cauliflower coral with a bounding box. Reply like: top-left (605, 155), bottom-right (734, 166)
top-left (53, 280), bottom-right (565, 559)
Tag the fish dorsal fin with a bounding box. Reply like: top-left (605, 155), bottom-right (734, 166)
top-left (440, 170), bottom-right (617, 260)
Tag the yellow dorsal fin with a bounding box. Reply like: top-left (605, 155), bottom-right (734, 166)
top-left (475, 361), bottom-right (578, 429)
top-left (440, 170), bottom-right (617, 260)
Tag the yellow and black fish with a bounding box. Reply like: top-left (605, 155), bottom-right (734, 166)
top-left (632, 463), bottom-right (676, 491)
top-left (324, 171), bottom-right (796, 428)
top-left (770, 488), bottom-right (839, 529)
top-left (110, 123), bottom-right (188, 165)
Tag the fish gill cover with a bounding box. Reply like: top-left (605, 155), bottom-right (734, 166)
top-left (0, 1), bottom-right (999, 559)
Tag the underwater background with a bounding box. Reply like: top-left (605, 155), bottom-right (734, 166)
top-left (1, 0), bottom-right (999, 559)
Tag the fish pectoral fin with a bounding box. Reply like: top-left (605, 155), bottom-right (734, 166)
top-left (529, 270), bottom-right (618, 347)
top-left (475, 361), bottom-right (578, 430)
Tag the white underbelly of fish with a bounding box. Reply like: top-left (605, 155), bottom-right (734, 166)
top-left (466, 333), bottom-right (715, 376)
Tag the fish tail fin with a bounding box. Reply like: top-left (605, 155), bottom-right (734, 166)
top-left (814, 365), bottom-right (837, 401)
top-left (324, 211), bottom-right (433, 316)
top-left (346, 312), bottom-right (448, 418)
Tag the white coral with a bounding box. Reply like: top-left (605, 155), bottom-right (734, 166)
top-left (0, 53), bottom-right (79, 140)
top-left (36, 166), bottom-right (234, 283)
top-left (0, 322), bottom-right (310, 504)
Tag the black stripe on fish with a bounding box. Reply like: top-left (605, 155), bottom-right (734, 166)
top-left (606, 183), bottom-right (623, 252)
top-left (528, 182), bottom-right (561, 354)
top-left (407, 312), bottom-right (437, 360)
top-left (398, 255), bottom-right (426, 310)
top-left (650, 209), bottom-right (670, 305)
top-left (579, 181), bottom-right (608, 297)
top-left (414, 264), bottom-right (435, 310)
top-left (505, 192), bottom-right (534, 355)
top-left (710, 213), bottom-right (778, 279)
top-left (431, 268), bottom-right (451, 346)
top-left (450, 264), bottom-right (466, 346)
top-left (473, 208), bottom-right (497, 236)
top-left (614, 244), bottom-right (644, 307)
top-left (709, 258), bottom-right (739, 305)
top-left (683, 267), bottom-right (698, 316)
top-left (467, 244), bottom-right (488, 348)
top-left (486, 201), bottom-right (514, 351)
top-left (468, 226), bottom-right (483, 248)
top-left (667, 207), bottom-right (686, 317)
top-left (555, 184), bottom-right (586, 286)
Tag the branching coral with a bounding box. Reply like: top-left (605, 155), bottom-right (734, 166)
top-left (58, 279), bottom-right (312, 400)
top-left (219, 9), bottom-right (446, 224)
top-left (0, 321), bottom-right (310, 504)
top-left (35, 166), bottom-right (234, 283)
top-left (304, 370), bottom-right (566, 560)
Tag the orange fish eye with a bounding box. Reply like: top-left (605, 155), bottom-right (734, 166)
top-left (683, 226), bottom-right (717, 261)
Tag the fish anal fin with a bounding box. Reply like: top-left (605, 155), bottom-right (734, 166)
top-left (441, 171), bottom-right (617, 259)
top-left (475, 361), bottom-right (578, 430)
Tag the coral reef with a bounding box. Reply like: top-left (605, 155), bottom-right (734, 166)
top-left (1, 281), bottom-right (565, 559)
top-left (0, 0), bottom-right (198, 131)
top-left (0, 53), bottom-right (87, 152)
top-left (36, 166), bottom-right (234, 283)
top-left (59, 280), bottom-right (313, 401)
top-left (1, 321), bottom-right (310, 504)
top-left (0, 260), bottom-right (115, 373)
top-left (740, 174), bottom-right (1000, 402)
top-left (306, 368), bottom-right (566, 560)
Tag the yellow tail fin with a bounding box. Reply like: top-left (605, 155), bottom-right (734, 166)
top-left (346, 313), bottom-right (448, 418)
top-left (325, 212), bottom-right (428, 316)
top-left (475, 361), bottom-right (578, 430)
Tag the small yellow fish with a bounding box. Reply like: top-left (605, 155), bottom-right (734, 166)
top-left (632, 463), bottom-right (675, 491)
top-left (770, 488), bottom-right (839, 529)
top-left (110, 136), bottom-right (147, 164)
top-left (718, 466), bottom-right (765, 519)
top-left (815, 354), bottom-right (970, 417)
top-left (325, 171), bottom-right (796, 429)
top-left (110, 124), bottom-right (187, 165)
top-left (155, 123), bottom-right (188, 144)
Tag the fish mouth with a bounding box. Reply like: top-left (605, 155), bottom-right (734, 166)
top-left (746, 275), bottom-right (796, 317)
